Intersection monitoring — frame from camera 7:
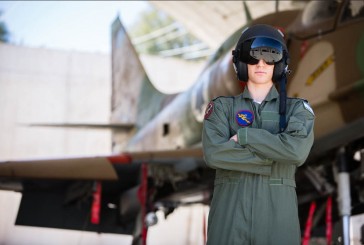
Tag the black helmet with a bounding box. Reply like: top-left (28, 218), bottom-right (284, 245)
top-left (232, 24), bottom-right (289, 83)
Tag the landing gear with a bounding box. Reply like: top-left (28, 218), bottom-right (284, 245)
top-left (336, 146), bottom-right (351, 245)
top-left (145, 212), bottom-right (158, 227)
top-left (131, 164), bottom-right (149, 245)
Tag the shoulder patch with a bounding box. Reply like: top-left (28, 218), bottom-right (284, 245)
top-left (204, 101), bottom-right (214, 119)
top-left (303, 101), bottom-right (315, 116)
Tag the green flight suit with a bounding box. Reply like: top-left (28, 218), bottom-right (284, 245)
top-left (202, 86), bottom-right (315, 245)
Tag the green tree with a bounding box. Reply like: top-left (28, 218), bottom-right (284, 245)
top-left (0, 11), bottom-right (10, 42)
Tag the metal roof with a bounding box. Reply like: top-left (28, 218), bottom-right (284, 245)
top-left (149, 1), bottom-right (307, 50)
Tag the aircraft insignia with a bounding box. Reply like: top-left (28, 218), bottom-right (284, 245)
top-left (306, 54), bottom-right (334, 86)
top-left (236, 110), bottom-right (254, 127)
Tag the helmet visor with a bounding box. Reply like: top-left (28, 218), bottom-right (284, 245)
top-left (240, 37), bottom-right (283, 65)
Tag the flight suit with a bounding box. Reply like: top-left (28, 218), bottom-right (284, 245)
top-left (202, 86), bottom-right (315, 245)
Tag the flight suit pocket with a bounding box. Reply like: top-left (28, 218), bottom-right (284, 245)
top-left (261, 111), bottom-right (280, 134)
top-left (286, 116), bottom-right (307, 137)
top-left (262, 120), bottom-right (279, 134)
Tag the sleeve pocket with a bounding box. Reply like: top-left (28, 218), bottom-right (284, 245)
top-left (285, 116), bottom-right (307, 137)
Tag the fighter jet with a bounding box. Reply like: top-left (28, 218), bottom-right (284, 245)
top-left (0, 0), bottom-right (363, 244)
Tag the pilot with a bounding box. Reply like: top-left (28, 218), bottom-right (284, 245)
top-left (202, 24), bottom-right (315, 245)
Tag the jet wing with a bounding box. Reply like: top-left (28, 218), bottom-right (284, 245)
top-left (0, 147), bottom-right (204, 181)
top-left (25, 122), bottom-right (134, 131)
top-left (0, 147), bottom-right (209, 237)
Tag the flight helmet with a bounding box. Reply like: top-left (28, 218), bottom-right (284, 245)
top-left (232, 24), bottom-right (289, 82)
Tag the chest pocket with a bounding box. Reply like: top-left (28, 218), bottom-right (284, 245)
top-left (261, 111), bottom-right (280, 134)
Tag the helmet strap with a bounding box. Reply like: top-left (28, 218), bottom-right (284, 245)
top-left (279, 72), bottom-right (287, 132)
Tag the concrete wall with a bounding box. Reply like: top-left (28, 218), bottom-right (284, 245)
top-left (0, 42), bottom-right (123, 244)
top-left (0, 43), bottom-right (112, 159)
top-left (0, 43), bottom-right (207, 245)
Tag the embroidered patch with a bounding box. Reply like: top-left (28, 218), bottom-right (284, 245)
top-left (236, 110), bottom-right (254, 127)
top-left (204, 101), bottom-right (214, 119)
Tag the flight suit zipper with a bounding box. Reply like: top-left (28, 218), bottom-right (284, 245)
top-left (250, 100), bottom-right (266, 128)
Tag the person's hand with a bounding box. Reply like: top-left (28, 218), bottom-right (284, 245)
top-left (230, 134), bottom-right (238, 142)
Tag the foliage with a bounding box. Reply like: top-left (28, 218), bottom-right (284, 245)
top-left (0, 11), bottom-right (10, 43)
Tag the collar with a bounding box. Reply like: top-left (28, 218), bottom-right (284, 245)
top-left (242, 85), bottom-right (279, 102)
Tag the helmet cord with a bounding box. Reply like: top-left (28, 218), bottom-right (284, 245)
top-left (279, 72), bottom-right (287, 133)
